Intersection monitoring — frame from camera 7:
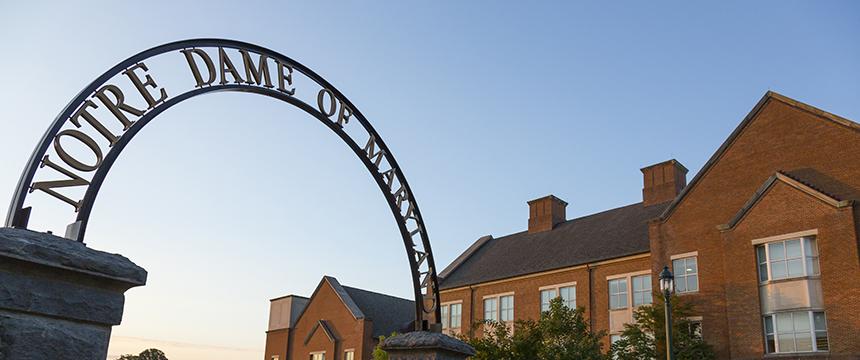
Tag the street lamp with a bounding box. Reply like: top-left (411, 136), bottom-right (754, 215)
top-left (659, 266), bottom-right (676, 360)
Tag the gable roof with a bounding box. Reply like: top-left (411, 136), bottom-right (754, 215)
top-left (342, 285), bottom-right (415, 337)
top-left (660, 91), bottom-right (860, 221)
top-left (289, 276), bottom-right (415, 339)
top-left (719, 171), bottom-right (854, 230)
top-left (303, 320), bottom-right (339, 345)
top-left (439, 201), bottom-right (668, 290)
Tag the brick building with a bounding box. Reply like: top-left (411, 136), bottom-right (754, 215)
top-left (435, 92), bottom-right (860, 359)
top-left (265, 276), bottom-right (414, 360)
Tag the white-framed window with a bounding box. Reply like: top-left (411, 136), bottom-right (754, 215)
top-left (483, 293), bottom-right (514, 325)
top-left (272, 356), bottom-right (280, 360)
top-left (344, 350), bottom-right (354, 360)
top-left (483, 297), bottom-right (498, 321)
top-left (763, 311), bottom-right (828, 353)
top-left (309, 352), bottom-right (325, 360)
top-left (756, 236), bottom-right (820, 282)
top-left (539, 283), bottom-right (576, 312)
top-left (631, 275), bottom-right (652, 306)
top-left (441, 302), bottom-right (463, 334)
top-left (686, 316), bottom-right (703, 339)
top-left (608, 278), bottom-right (628, 310)
top-left (672, 256), bottom-right (699, 293)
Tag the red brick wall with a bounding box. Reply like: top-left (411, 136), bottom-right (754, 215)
top-left (654, 97), bottom-right (860, 359)
top-left (439, 255), bottom-right (651, 351)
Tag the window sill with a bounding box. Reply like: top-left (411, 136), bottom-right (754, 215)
top-left (759, 276), bottom-right (821, 286)
top-left (676, 290), bottom-right (699, 296)
top-left (764, 351), bottom-right (829, 358)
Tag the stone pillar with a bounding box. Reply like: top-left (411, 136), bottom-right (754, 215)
top-left (0, 228), bottom-right (147, 360)
top-left (381, 331), bottom-right (476, 360)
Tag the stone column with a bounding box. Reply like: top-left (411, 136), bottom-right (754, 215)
top-left (0, 228), bottom-right (147, 360)
top-left (381, 331), bottom-right (476, 360)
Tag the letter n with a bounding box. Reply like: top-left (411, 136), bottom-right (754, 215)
top-left (30, 155), bottom-right (89, 210)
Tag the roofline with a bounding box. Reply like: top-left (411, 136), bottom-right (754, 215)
top-left (341, 285), bottom-right (416, 304)
top-left (269, 294), bottom-right (310, 302)
top-left (718, 172), bottom-right (853, 231)
top-left (438, 235), bottom-right (493, 279)
top-left (439, 252), bottom-right (651, 292)
top-left (659, 91), bottom-right (860, 221)
top-left (289, 276), bottom-right (366, 330)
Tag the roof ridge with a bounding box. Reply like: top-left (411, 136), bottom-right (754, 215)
top-left (660, 91), bottom-right (860, 221)
top-left (342, 285), bottom-right (414, 303)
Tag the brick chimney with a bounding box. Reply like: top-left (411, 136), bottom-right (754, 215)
top-left (641, 159), bottom-right (688, 207)
top-left (527, 195), bottom-right (567, 233)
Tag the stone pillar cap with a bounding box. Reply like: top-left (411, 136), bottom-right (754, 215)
top-left (0, 227), bottom-right (147, 286)
top-left (381, 331), bottom-right (476, 356)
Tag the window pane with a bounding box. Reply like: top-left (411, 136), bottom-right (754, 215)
top-left (815, 331), bottom-right (829, 351)
top-left (672, 259), bottom-right (684, 274)
top-left (451, 304), bottom-right (462, 328)
top-left (676, 276), bottom-right (687, 293)
top-left (484, 298), bottom-right (497, 321)
top-left (766, 335), bottom-right (775, 353)
top-left (808, 257), bottom-right (820, 276)
top-left (787, 259), bottom-right (804, 277)
top-left (560, 286), bottom-right (575, 308)
top-left (441, 305), bottom-right (449, 329)
top-left (805, 238), bottom-right (819, 256)
top-left (759, 264), bottom-right (769, 282)
top-left (769, 242), bottom-right (785, 260)
top-left (793, 312), bottom-right (810, 331)
top-left (757, 246), bottom-right (767, 264)
top-left (776, 313), bottom-right (793, 333)
top-left (500, 296), bottom-right (514, 322)
top-left (685, 258), bottom-right (698, 274)
top-left (540, 289), bottom-right (555, 312)
top-left (686, 274), bottom-right (698, 292)
top-left (785, 239), bottom-right (802, 258)
top-left (795, 332), bottom-right (813, 352)
top-left (777, 335), bottom-right (795, 352)
top-left (764, 316), bottom-right (774, 334)
top-left (813, 312), bottom-right (827, 331)
top-left (771, 261), bottom-right (787, 279)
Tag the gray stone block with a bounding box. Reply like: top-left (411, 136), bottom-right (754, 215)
top-left (381, 331), bottom-right (476, 360)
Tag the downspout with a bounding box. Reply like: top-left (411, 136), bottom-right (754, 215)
top-left (587, 264), bottom-right (595, 330)
top-left (469, 285), bottom-right (476, 338)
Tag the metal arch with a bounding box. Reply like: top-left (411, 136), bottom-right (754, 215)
top-left (4, 39), bottom-right (441, 330)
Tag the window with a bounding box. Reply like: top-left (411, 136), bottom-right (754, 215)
top-left (757, 237), bottom-right (820, 282)
top-left (686, 317), bottom-right (702, 339)
top-left (764, 311), bottom-right (828, 353)
top-left (540, 288), bottom-right (556, 312)
top-left (484, 297), bottom-right (498, 321)
top-left (484, 294), bottom-right (514, 325)
top-left (539, 283), bottom-right (576, 312)
top-left (609, 278), bottom-right (628, 309)
top-left (344, 351), bottom-right (354, 360)
top-left (672, 256), bottom-right (698, 293)
top-left (272, 357), bottom-right (279, 360)
top-left (500, 295), bottom-right (514, 322)
top-left (610, 334), bottom-right (622, 345)
top-left (309, 352), bottom-right (325, 360)
top-left (441, 302), bottom-right (462, 333)
top-left (631, 275), bottom-right (652, 306)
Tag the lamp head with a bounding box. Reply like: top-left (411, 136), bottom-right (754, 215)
top-left (659, 266), bottom-right (674, 294)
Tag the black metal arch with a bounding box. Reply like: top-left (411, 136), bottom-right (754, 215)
top-left (5, 39), bottom-right (440, 330)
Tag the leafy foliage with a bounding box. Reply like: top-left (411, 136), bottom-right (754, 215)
top-left (373, 332), bottom-right (398, 360)
top-left (610, 293), bottom-right (714, 360)
top-left (117, 348), bottom-right (168, 360)
top-left (461, 297), bottom-right (607, 360)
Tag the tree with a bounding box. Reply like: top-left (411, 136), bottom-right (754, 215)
top-left (610, 293), bottom-right (714, 360)
top-left (116, 348), bottom-right (168, 360)
top-left (462, 297), bottom-right (607, 360)
top-left (373, 332), bottom-right (397, 360)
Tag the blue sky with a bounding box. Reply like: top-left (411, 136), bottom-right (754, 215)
top-left (0, 1), bottom-right (857, 359)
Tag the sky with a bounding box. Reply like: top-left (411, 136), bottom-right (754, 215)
top-left (0, 1), bottom-right (858, 359)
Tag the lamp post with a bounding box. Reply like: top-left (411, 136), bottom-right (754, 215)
top-left (659, 266), bottom-right (676, 360)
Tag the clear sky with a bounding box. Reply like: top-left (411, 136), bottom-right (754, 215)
top-left (0, 1), bottom-right (858, 359)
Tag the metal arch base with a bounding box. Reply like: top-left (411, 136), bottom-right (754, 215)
top-left (4, 39), bottom-right (441, 330)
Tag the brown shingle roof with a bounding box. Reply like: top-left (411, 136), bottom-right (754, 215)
top-left (439, 202), bottom-right (668, 290)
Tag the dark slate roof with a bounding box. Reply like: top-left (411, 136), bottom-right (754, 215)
top-left (343, 285), bottom-right (415, 338)
top-left (439, 202), bottom-right (668, 290)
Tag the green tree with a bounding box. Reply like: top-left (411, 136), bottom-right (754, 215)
top-left (610, 293), bottom-right (714, 360)
top-left (373, 332), bottom-right (397, 360)
top-left (462, 297), bottom-right (607, 360)
top-left (116, 348), bottom-right (168, 360)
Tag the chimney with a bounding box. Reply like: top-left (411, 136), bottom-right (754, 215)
top-left (527, 195), bottom-right (568, 233)
top-left (641, 159), bottom-right (688, 207)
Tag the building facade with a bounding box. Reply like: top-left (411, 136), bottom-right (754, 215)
top-left (435, 92), bottom-right (860, 359)
top-left (265, 276), bottom-right (414, 360)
